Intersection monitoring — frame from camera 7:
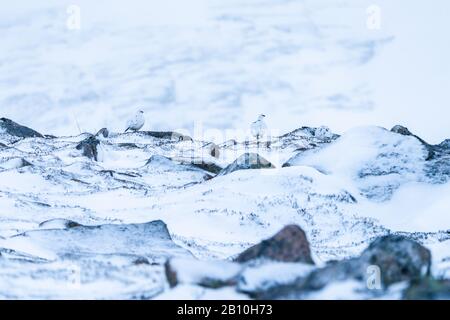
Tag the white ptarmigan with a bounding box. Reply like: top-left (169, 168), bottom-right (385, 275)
top-left (124, 110), bottom-right (145, 133)
top-left (251, 114), bottom-right (268, 143)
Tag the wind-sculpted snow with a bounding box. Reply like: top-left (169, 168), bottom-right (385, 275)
top-left (284, 126), bottom-right (450, 201)
top-left (0, 119), bottom-right (449, 299)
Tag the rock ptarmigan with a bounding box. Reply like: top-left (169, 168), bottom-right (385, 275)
top-left (251, 114), bottom-right (268, 145)
top-left (124, 110), bottom-right (145, 133)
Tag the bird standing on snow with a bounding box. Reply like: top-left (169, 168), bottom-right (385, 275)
top-left (124, 110), bottom-right (145, 133)
top-left (251, 114), bottom-right (268, 147)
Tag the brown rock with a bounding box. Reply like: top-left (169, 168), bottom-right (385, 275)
top-left (235, 225), bottom-right (314, 264)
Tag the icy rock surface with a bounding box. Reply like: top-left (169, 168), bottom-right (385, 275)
top-left (0, 119), bottom-right (449, 299)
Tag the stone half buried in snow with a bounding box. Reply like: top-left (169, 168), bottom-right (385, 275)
top-left (38, 218), bottom-right (83, 229)
top-left (403, 277), bottom-right (450, 300)
top-left (234, 225), bottom-right (315, 265)
top-left (139, 131), bottom-right (193, 142)
top-left (359, 235), bottom-right (431, 286)
top-left (257, 235), bottom-right (432, 299)
top-left (0, 118), bottom-right (44, 139)
top-left (75, 135), bottom-right (100, 161)
top-left (165, 258), bottom-right (242, 288)
top-left (218, 153), bottom-right (275, 176)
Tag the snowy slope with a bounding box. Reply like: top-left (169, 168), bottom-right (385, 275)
top-left (0, 119), bottom-right (449, 299)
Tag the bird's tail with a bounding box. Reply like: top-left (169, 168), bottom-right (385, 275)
top-left (124, 127), bottom-right (130, 133)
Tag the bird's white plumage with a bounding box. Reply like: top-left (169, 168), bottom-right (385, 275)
top-left (251, 114), bottom-right (268, 140)
top-left (125, 111), bottom-right (145, 132)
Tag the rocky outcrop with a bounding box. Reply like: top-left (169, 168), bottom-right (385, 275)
top-left (235, 225), bottom-right (315, 264)
top-left (190, 161), bottom-right (223, 175)
top-left (0, 118), bottom-right (43, 138)
top-left (218, 153), bottom-right (275, 176)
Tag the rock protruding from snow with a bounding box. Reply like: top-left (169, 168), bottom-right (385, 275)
top-left (165, 258), bottom-right (242, 288)
top-left (38, 218), bottom-right (83, 229)
top-left (0, 118), bottom-right (44, 139)
top-left (235, 225), bottom-right (315, 265)
top-left (76, 135), bottom-right (100, 161)
top-left (403, 277), bottom-right (450, 300)
top-left (257, 235), bottom-right (431, 299)
top-left (359, 235), bottom-right (431, 286)
top-left (140, 131), bottom-right (193, 142)
top-left (95, 128), bottom-right (109, 138)
top-left (219, 153), bottom-right (275, 176)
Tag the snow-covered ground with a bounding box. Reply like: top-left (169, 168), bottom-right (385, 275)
top-left (0, 120), bottom-right (449, 298)
top-left (0, 0), bottom-right (449, 299)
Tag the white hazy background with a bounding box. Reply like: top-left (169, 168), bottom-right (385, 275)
top-left (0, 0), bottom-right (449, 143)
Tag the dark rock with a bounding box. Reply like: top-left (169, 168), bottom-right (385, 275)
top-left (189, 160), bottom-right (223, 175)
top-left (117, 143), bottom-right (139, 149)
top-left (76, 135), bottom-right (100, 161)
top-left (165, 259), bottom-right (179, 288)
top-left (141, 131), bottom-right (193, 142)
top-left (39, 218), bottom-right (83, 229)
top-left (255, 235), bottom-right (431, 299)
top-left (235, 225), bottom-right (315, 264)
top-left (133, 257), bottom-right (150, 265)
top-left (203, 142), bottom-right (220, 158)
top-left (403, 277), bottom-right (450, 300)
top-left (19, 158), bottom-right (32, 168)
top-left (359, 235), bottom-right (431, 286)
top-left (391, 125), bottom-right (413, 136)
top-left (0, 118), bottom-right (43, 138)
top-left (96, 128), bottom-right (109, 138)
top-left (218, 153), bottom-right (275, 176)
top-left (146, 155), bottom-right (221, 176)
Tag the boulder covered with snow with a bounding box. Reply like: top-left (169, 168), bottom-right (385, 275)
top-left (1, 220), bottom-right (192, 262)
